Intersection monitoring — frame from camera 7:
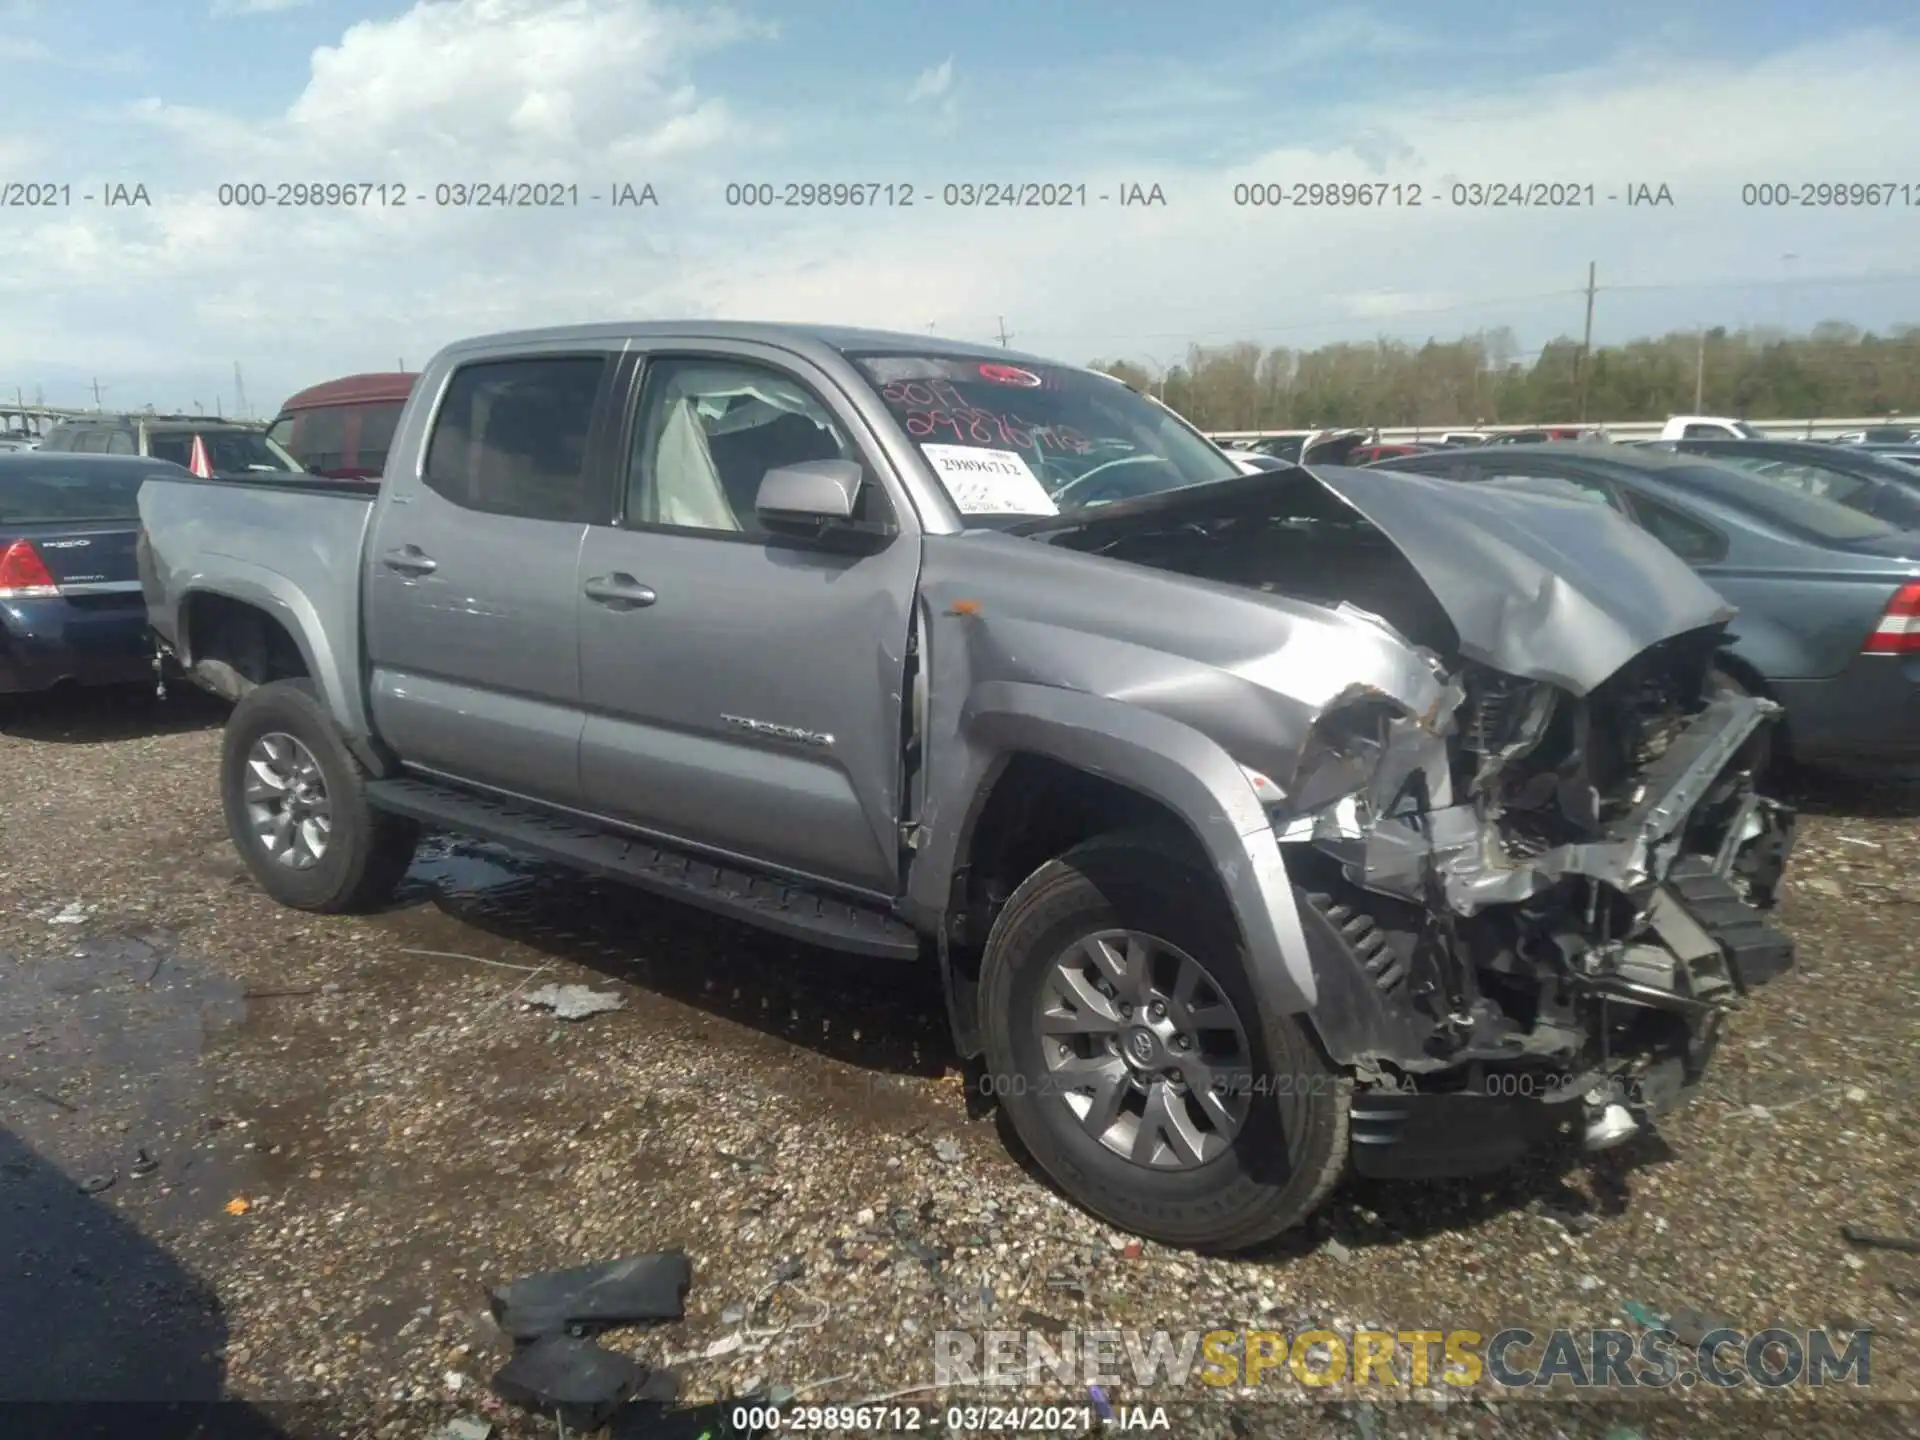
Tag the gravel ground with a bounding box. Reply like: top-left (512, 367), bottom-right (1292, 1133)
top-left (0, 685), bottom-right (1914, 1440)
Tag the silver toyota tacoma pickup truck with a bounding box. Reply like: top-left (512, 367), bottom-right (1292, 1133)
top-left (138, 322), bottom-right (1797, 1251)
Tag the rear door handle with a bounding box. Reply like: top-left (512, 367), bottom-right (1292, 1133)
top-left (381, 545), bottom-right (438, 576)
top-left (583, 573), bottom-right (657, 608)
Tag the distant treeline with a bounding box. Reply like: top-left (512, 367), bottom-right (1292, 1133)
top-left (1089, 321), bottom-right (1920, 430)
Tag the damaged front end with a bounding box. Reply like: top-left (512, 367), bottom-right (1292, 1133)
top-left (1270, 625), bottom-right (1797, 1178)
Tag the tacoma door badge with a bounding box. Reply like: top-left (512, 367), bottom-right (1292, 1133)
top-left (722, 714), bottom-right (835, 748)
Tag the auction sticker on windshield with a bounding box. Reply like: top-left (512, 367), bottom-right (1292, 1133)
top-left (920, 443), bottom-right (1057, 514)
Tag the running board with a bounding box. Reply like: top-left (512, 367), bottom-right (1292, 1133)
top-left (365, 775), bottom-right (922, 960)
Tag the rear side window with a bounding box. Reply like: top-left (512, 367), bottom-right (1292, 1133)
top-left (352, 401), bottom-right (404, 471)
top-left (423, 357), bottom-right (607, 522)
top-left (299, 407), bottom-right (349, 471)
top-left (1628, 494), bottom-right (1729, 564)
top-left (1661, 463), bottom-right (1896, 544)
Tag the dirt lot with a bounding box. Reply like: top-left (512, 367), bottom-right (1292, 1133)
top-left (0, 686), bottom-right (1914, 1440)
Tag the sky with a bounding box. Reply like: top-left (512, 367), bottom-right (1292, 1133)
top-left (5, 0), bottom-right (1920, 414)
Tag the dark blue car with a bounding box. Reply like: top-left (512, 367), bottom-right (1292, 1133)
top-left (0, 452), bottom-right (181, 699)
top-left (1366, 443), bottom-right (1920, 767)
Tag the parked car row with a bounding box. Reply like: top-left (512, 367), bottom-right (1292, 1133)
top-left (1363, 440), bottom-right (1920, 767)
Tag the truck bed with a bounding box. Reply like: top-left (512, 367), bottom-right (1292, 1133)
top-left (138, 473), bottom-right (379, 736)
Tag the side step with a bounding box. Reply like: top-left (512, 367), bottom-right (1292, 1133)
top-left (365, 775), bottom-right (922, 960)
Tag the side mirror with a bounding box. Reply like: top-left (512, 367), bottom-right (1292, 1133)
top-left (754, 459), bottom-right (894, 546)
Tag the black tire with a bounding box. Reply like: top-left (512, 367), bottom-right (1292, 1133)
top-left (979, 831), bottom-right (1349, 1253)
top-left (221, 678), bottom-right (418, 913)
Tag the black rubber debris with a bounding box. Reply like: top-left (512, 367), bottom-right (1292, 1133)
top-left (78, 1172), bottom-right (116, 1196)
top-left (609, 1398), bottom-right (767, 1439)
top-left (488, 1251), bottom-right (693, 1340)
top-left (1841, 1225), bottom-right (1920, 1254)
top-left (490, 1335), bottom-right (651, 1430)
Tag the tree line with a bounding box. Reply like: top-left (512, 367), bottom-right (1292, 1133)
top-left (1089, 321), bottom-right (1920, 430)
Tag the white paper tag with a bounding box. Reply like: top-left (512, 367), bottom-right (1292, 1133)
top-left (919, 444), bottom-right (1057, 515)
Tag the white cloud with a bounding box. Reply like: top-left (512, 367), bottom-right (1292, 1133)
top-left (9, 17), bottom-right (1920, 406)
top-left (908, 58), bottom-right (953, 102)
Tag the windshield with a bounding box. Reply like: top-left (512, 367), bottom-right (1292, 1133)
top-left (149, 429), bottom-right (304, 474)
top-left (1658, 462), bottom-right (1897, 543)
top-left (1731, 421), bottom-right (1765, 439)
top-left (849, 352), bottom-right (1238, 517)
top-left (0, 460), bottom-right (161, 523)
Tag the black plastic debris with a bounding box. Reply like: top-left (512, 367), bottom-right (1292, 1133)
top-left (490, 1335), bottom-right (667, 1430)
top-left (609, 1397), bottom-right (767, 1439)
top-left (489, 1252), bottom-right (693, 1340)
top-left (1841, 1225), bottom-right (1920, 1254)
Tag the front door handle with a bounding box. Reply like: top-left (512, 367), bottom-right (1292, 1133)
top-left (583, 573), bottom-right (657, 608)
top-left (381, 545), bottom-right (438, 576)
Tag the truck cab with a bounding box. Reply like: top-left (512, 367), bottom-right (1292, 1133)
top-left (1659, 415), bottom-right (1767, 441)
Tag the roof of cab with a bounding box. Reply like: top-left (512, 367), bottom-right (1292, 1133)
top-left (277, 372), bottom-right (419, 413)
top-left (434, 321), bottom-right (1068, 371)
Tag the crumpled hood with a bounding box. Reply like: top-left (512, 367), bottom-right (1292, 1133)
top-left (1017, 465), bottom-right (1736, 695)
top-left (1305, 463), bottom-right (1734, 692)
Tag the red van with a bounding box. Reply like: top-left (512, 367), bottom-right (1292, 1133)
top-left (267, 372), bottom-right (417, 481)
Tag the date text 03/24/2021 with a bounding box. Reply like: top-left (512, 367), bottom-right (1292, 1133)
top-left (721, 1403), bottom-right (1141, 1433)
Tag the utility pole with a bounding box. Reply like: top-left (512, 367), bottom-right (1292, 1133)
top-left (1694, 328), bottom-right (1706, 412)
top-left (997, 316), bottom-right (1012, 347)
top-left (1575, 261), bottom-right (1596, 422)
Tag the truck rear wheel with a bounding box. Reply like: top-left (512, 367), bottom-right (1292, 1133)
top-left (979, 832), bottom-right (1349, 1253)
top-left (221, 678), bottom-right (419, 913)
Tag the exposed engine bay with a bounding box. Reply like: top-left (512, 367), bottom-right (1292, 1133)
top-left (1026, 463), bottom-right (1798, 1156)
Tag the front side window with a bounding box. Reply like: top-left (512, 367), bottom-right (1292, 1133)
top-left (850, 352), bottom-right (1238, 518)
top-left (625, 357), bottom-right (866, 537)
top-left (422, 356), bottom-right (607, 522)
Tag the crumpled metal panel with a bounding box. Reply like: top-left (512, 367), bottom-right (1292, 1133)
top-left (1305, 463), bottom-right (1738, 697)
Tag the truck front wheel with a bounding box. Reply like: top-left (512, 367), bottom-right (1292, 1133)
top-left (220, 678), bottom-right (419, 913)
top-left (978, 832), bottom-right (1349, 1253)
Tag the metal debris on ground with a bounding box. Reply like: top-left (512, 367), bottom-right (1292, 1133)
top-left (522, 983), bottom-right (627, 1020)
top-left (130, 1146), bottom-right (158, 1177)
top-left (437, 1417), bottom-right (493, 1440)
top-left (78, 1171), bottom-right (116, 1195)
top-left (47, 902), bottom-right (92, 925)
